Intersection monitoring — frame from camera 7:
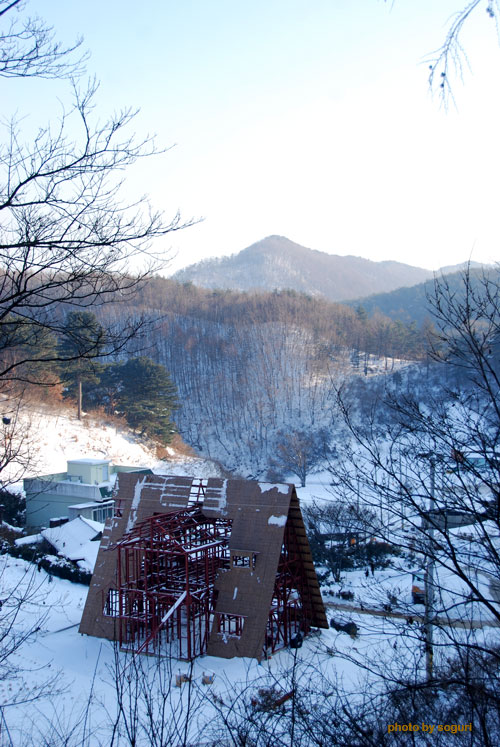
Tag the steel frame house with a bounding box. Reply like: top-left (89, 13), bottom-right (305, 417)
top-left (80, 474), bottom-right (327, 660)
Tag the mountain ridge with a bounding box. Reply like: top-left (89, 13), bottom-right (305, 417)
top-left (347, 264), bottom-right (499, 325)
top-left (173, 236), bottom-right (436, 302)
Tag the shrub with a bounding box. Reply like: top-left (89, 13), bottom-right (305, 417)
top-left (0, 489), bottom-right (25, 526)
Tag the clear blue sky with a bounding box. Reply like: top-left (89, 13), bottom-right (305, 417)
top-left (9, 1), bottom-right (500, 271)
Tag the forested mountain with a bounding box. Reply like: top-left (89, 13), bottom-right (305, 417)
top-left (20, 271), bottom-right (453, 478)
top-left (25, 262), bottom-right (497, 481)
top-left (172, 236), bottom-right (434, 301)
top-left (89, 278), bottom-right (431, 477)
top-left (129, 277), bottom-right (427, 359)
top-left (349, 265), bottom-right (499, 325)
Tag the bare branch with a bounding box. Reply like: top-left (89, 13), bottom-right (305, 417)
top-left (426, 1), bottom-right (500, 106)
top-left (0, 0), bottom-right (87, 79)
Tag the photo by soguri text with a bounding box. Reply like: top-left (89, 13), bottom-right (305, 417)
top-left (387, 722), bottom-right (472, 734)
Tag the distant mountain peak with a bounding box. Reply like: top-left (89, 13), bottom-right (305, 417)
top-left (173, 237), bottom-right (435, 302)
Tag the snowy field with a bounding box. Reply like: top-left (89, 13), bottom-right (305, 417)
top-left (0, 553), bottom-right (376, 746)
top-left (3, 550), bottom-right (493, 745)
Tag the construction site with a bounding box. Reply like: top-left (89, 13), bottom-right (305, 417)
top-left (80, 474), bottom-right (328, 660)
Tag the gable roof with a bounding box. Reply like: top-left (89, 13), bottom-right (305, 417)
top-left (80, 473), bottom-right (327, 658)
top-left (41, 516), bottom-right (103, 572)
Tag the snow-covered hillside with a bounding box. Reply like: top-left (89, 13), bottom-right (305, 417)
top-left (2, 398), bottom-right (226, 490)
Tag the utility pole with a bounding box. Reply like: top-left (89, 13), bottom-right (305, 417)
top-left (418, 452), bottom-right (436, 683)
top-left (423, 455), bottom-right (436, 682)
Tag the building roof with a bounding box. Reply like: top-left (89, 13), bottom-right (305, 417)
top-left (69, 500), bottom-right (114, 510)
top-left (41, 516), bottom-right (104, 572)
top-left (80, 473), bottom-right (327, 658)
top-left (67, 458), bottom-right (111, 465)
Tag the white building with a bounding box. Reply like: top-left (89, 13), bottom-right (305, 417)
top-left (24, 459), bottom-right (151, 528)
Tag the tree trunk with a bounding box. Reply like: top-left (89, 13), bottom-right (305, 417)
top-left (77, 378), bottom-right (82, 420)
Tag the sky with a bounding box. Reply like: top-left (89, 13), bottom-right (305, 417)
top-left (6, 0), bottom-right (500, 272)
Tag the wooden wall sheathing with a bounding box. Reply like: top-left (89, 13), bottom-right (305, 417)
top-left (286, 493), bottom-right (329, 629)
top-left (79, 473), bottom-right (196, 641)
top-left (205, 481), bottom-right (292, 659)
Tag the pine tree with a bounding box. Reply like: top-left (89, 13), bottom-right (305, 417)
top-left (58, 311), bottom-right (105, 419)
top-left (117, 357), bottom-right (178, 442)
top-left (84, 361), bottom-right (124, 415)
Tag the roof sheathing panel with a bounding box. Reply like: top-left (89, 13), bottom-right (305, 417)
top-left (287, 492), bottom-right (329, 629)
top-left (79, 473), bottom-right (195, 639)
top-left (205, 481), bottom-right (293, 659)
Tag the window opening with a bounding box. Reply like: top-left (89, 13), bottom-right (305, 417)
top-left (231, 551), bottom-right (257, 570)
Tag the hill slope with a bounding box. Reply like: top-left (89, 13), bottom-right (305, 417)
top-left (173, 236), bottom-right (433, 302)
top-left (349, 265), bottom-right (499, 325)
top-left (2, 398), bottom-right (224, 488)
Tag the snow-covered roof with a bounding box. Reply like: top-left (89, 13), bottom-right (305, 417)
top-left (80, 517), bottom-right (105, 533)
top-left (69, 500), bottom-right (114, 510)
top-left (41, 516), bottom-right (104, 572)
top-left (14, 533), bottom-right (43, 546)
top-left (68, 458), bottom-right (111, 465)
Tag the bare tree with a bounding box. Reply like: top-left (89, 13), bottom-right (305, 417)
top-left (326, 265), bottom-right (500, 727)
top-left (0, 4), bottom-right (196, 735)
top-left (0, 0), bottom-right (196, 492)
top-left (424, 0), bottom-right (500, 104)
top-left (207, 646), bottom-right (497, 745)
top-left (0, 557), bottom-right (65, 744)
top-left (0, 78), bottom-right (194, 383)
top-left (303, 499), bottom-right (381, 581)
top-left (0, 1), bottom-right (196, 390)
top-left (0, 393), bottom-right (36, 489)
top-left (270, 427), bottom-right (331, 487)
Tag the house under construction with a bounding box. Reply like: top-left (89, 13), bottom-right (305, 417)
top-left (79, 474), bottom-right (328, 660)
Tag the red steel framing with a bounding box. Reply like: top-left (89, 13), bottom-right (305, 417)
top-left (111, 503), bottom-right (314, 659)
top-left (114, 505), bottom-right (232, 659)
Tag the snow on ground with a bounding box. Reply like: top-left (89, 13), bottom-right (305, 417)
top-left (2, 400), bottom-right (224, 491)
top-left (294, 469), bottom-right (336, 504)
top-left (2, 527), bottom-right (497, 742)
top-left (0, 553), bottom-right (390, 746)
top-left (5, 546), bottom-right (490, 745)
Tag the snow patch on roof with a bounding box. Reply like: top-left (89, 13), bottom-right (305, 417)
top-left (69, 500), bottom-right (113, 510)
top-left (268, 514), bottom-right (287, 527)
top-left (206, 479), bottom-right (228, 512)
top-left (126, 475), bottom-right (147, 532)
top-left (68, 458), bottom-right (110, 465)
top-left (219, 479), bottom-right (227, 509)
top-left (15, 533), bottom-right (43, 546)
top-left (79, 516), bottom-right (105, 534)
top-left (259, 483), bottom-right (290, 495)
